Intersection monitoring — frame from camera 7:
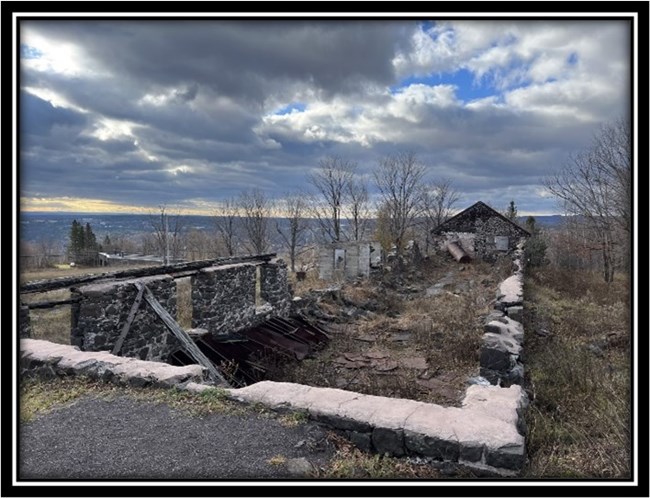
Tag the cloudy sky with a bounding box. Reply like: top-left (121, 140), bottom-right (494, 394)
top-left (18, 17), bottom-right (632, 215)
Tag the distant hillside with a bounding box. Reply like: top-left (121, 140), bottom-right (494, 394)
top-left (19, 211), bottom-right (568, 249)
top-left (518, 215), bottom-right (565, 228)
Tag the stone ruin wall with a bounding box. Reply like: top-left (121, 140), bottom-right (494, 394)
top-left (191, 261), bottom-right (291, 334)
top-left (65, 259), bottom-right (291, 363)
top-left (318, 243), bottom-right (371, 280)
top-left (71, 275), bottom-right (180, 362)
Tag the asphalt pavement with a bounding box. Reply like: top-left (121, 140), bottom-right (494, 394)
top-left (19, 394), bottom-right (336, 481)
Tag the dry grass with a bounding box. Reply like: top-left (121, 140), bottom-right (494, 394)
top-left (317, 432), bottom-right (452, 478)
top-left (21, 289), bottom-right (72, 345)
top-left (523, 268), bottom-right (631, 478)
top-left (176, 277), bottom-right (193, 329)
top-left (20, 376), bottom-right (245, 424)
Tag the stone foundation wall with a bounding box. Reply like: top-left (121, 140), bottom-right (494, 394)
top-left (71, 275), bottom-right (180, 362)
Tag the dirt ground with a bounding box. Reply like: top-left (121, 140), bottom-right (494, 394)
top-left (264, 254), bottom-right (514, 407)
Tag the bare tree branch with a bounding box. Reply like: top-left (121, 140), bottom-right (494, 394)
top-left (239, 188), bottom-right (273, 255)
top-left (544, 118), bottom-right (631, 281)
top-left (308, 156), bottom-right (356, 243)
top-left (214, 198), bottom-right (241, 257)
top-left (276, 193), bottom-right (309, 272)
top-left (374, 151), bottom-right (426, 259)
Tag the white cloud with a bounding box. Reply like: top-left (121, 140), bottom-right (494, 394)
top-left (23, 86), bottom-right (88, 113)
top-left (21, 27), bottom-right (106, 78)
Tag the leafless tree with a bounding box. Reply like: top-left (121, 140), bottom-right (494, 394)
top-left (420, 178), bottom-right (460, 253)
top-left (148, 205), bottom-right (185, 264)
top-left (544, 119), bottom-right (631, 282)
top-left (184, 229), bottom-right (220, 261)
top-left (214, 197), bottom-right (241, 257)
top-left (308, 156), bottom-right (356, 243)
top-left (239, 188), bottom-right (273, 255)
top-left (345, 176), bottom-right (371, 242)
top-left (276, 193), bottom-right (309, 272)
top-left (374, 151), bottom-right (426, 260)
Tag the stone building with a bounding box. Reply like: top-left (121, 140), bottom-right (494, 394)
top-left (431, 201), bottom-right (530, 262)
top-left (318, 242), bottom-right (380, 280)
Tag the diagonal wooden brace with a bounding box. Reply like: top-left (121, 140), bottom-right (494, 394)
top-left (135, 281), bottom-right (230, 387)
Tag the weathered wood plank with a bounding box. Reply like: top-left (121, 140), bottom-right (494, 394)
top-left (20, 253), bottom-right (277, 294)
top-left (25, 297), bottom-right (81, 309)
top-left (137, 282), bottom-right (229, 387)
top-left (111, 283), bottom-right (146, 355)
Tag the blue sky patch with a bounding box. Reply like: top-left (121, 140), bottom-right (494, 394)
top-left (392, 68), bottom-right (496, 102)
top-left (274, 103), bottom-right (306, 115)
top-left (567, 52), bottom-right (579, 66)
top-left (20, 44), bottom-right (43, 59)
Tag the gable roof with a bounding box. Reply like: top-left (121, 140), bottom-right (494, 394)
top-left (431, 201), bottom-right (531, 236)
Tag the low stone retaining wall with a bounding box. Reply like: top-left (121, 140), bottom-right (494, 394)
top-left (20, 339), bottom-right (205, 388)
top-left (20, 337), bottom-right (528, 476)
top-left (479, 247), bottom-right (526, 386)
top-left (228, 380), bottom-right (528, 476)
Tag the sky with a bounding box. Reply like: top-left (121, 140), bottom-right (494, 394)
top-left (17, 17), bottom-right (633, 216)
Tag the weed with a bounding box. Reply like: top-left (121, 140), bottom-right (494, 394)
top-left (267, 455), bottom-right (287, 466)
top-left (278, 410), bottom-right (309, 428)
top-left (318, 432), bottom-right (441, 478)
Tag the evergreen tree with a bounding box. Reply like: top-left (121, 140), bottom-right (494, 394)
top-left (68, 220), bottom-right (99, 265)
top-left (505, 200), bottom-right (518, 222)
top-left (68, 220), bottom-right (84, 262)
top-left (524, 215), bottom-right (548, 267)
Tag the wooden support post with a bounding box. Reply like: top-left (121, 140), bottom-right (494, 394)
top-left (136, 282), bottom-right (230, 387)
top-left (111, 283), bottom-right (145, 355)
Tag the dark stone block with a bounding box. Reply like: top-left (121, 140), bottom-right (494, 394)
top-left (313, 412), bottom-right (372, 433)
top-left (460, 444), bottom-right (484, 462)
top-left (372, 427), bottom-right (405, 456)
top-left (479, 367), bottom-right (500, 385)
top-left (348, 431), bottom-right (372, 452)
top-left (128, 376), bottom-right (149, 388)
top-left (485, 444), bottom-right (525, 470)
top-left (404, 431), bottom-right (460, 461)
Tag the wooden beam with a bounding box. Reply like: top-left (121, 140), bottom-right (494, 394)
top-left (25, 297), bottom-right (81, 309)
top-left (20, 253), bottom-right (277, 294)
top-left (111, 283), bottom-right (145, 355)
top-left (136, 282), bottom-right (230, 387)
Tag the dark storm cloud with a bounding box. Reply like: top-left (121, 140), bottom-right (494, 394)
top-left (24, 21), bottom-right (411, 102)
top-left (20, 91), bottom-right (87, 138)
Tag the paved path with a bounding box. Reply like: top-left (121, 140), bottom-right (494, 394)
top-left (19, 395), bottom-right (336, 480)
